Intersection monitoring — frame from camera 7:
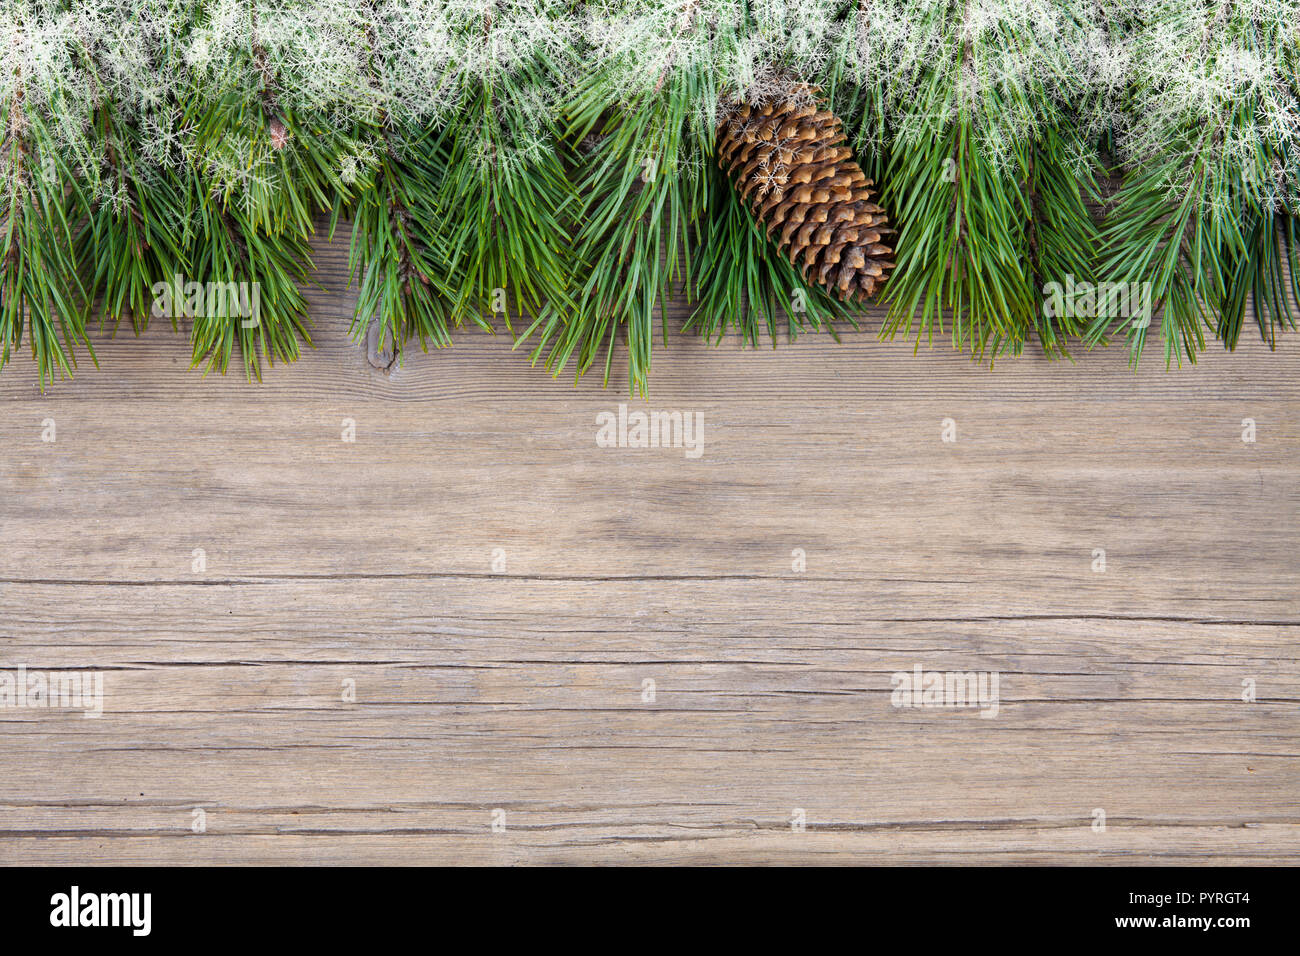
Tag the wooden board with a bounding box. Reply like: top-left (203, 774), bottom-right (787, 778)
top-left (0, 228), bottom-right (1297, 865)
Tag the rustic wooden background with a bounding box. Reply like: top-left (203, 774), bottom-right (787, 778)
top-left (0, 231), bottom-right (1297, 866)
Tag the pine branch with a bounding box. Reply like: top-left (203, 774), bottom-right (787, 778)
top-left (0, 0), bottom-right (1294, 388)
top-left (431, 39), bottom-right (576, 335)
top-left (0, 60), bottom-right (93, 387)
top-left (178, 0), bottom-right (368, 377)
top-left (1027, 127), bottom-right (1102, 358)
top-left (528, 53), bottom-right (709, 392)
top-left (185, 174), bottom-right (313, 379)
top-left (686, 158), bottom-right (856, 346)
top-left (877, 1), bottom-right (1095, 361)
top-left (1095, 0), bottom-right (1300, 365)
top-left (345, 6), bottom-right (453, 356)
top-left (74, 23), bottom-right (191, 336)
top-left (882, 115), bottom-right (1036, 358)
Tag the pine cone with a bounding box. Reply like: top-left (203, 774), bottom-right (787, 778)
top-left (268, 117), bottom-right (289, 151)
top-left (717, 84), bottom-right (895, 301)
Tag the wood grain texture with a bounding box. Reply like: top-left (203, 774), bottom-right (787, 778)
top-left (0, 225), bottom-right (1297, 865)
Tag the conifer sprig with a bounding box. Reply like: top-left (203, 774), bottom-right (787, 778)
top-left (1093, 0), bottom-right (1300, 365)
top-left (1, 2), bottom-right (94, 385)
top-left (347, 127), bottom-right (453, 353)
top-left (869, 0), bottom-right (1103, 359)
top-left (531, 66), bottom-right (707, 393)
top-left (351, 1), bottom-right (576, 362)
top-left (0, 102), bottom-right (93, 385)
top-left (686, 157), bottom-right (857, 346)
top-left (0, 0), bottom-right (1295, 389)
top-left (429, 11), bottom-right (576, 337)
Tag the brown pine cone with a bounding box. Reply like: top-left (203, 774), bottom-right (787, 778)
top-left (716, 84), bottom-right (895, 301)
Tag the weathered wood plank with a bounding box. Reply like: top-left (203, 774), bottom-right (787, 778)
top-left (0, 228), bottom-right (1296, 864)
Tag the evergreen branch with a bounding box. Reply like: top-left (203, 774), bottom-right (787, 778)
top-left (882, 118), bottom-right (1035, 359)
top-left (73, 23), bottom-right (191, 336)
top-left (347, 126), bottom-right (453, 353)
top-left (186, 178), bottom-right (313, 379)
top-left (0, 67), bottom-right (92, 387)
top-left (345, 7), bottom-right (453, 356)
top-left (431, 50), bottom-right (576, 335)
top-left (1027, 127), bottom-right (1101, 358)
top-left (527, 54), bottom-right (710, 394)
top-left (686, 159), bottom-right (856, 345)
top-left (0, 0), bottom-right (1295, 389)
